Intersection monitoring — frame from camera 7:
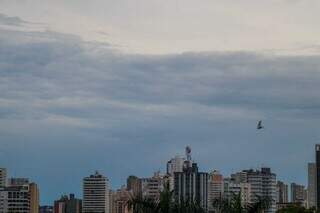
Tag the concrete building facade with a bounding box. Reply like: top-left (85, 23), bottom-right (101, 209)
top-left (232, 168), bottom-right (277, 213)
top-left (308, 162), bottom-right (316, 208)
top-left (174, 162), bottom-right (208, 210)
top-left (83, 171), bottom-right (109, 213)
top-left (276, 181), bottom-right (288, 203)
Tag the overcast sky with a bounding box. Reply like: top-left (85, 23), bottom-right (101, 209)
top-left (1, 0), bottom-right (320, 205)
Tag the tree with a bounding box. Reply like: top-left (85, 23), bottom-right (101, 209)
top-left (276, 205), bottom-right (315, 213)
top-left (212, 193), bottom-right (271, 213)
top-left (128, 182), bottom-right (206, 213)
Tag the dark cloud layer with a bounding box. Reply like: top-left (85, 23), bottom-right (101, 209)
top-left (0, 19), bottom-right (320, 204)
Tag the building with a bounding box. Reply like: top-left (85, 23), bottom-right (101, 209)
top-left (223, 178), bottom-right (251, 205)
top-left (0, 177), bottom-right (39, 213)
top-left (83, 171), bottom-right (109, 213)
top-left (174, 162), bottom-right (208, 210)
top-left (231, 168), bottom-right (277, 213)
top-left (54, 194), bottom-right (82, 213)
top-left (8, 178), bottom-right (29, 186)
top-left (173, 147), bottom-right (208, 210)
top-left (0, 168), bottom-right (6, 188)
top-left (126, 176), bottom-right (141, 197)
top-left (167, 156), bottom-right (185, 176)
top-left (208, 170), bottom-right (224, 212)
top-left (291, 183), bottom-right (306, 204)
top-left (140, 172), bottom-right (164, 201)
top-left (40, 206), bottom-right (53, 213)
top-left (0, 184), bottom-right (30, 213)
top-left (276, 181), bottom-right (288, 203)
top-left (316, 144), bottom-right (320, 209)
top-left (7, 179), bottom-right (39, 213)
top-left (308, 162), bottom-right (316, 209)
top-left (110, 187), bottom-right (131, 213)
top-left (30, 182), bottom-right (40, 213)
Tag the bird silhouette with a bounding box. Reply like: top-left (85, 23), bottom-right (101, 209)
top-left (257, 120), bottom-right (264, 129)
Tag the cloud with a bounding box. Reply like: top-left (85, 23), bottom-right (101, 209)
top-left (2, 0), bottom-right (320, 54)
top-left (0, 15), bottom-right (319, 204)
top-left (0, 13), bottom-right (27, 26)
top-left (1, 25), bottom-right (320, 137)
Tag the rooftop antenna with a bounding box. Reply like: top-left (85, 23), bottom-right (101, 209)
top-left (185, 146), bottom-right (192, 161)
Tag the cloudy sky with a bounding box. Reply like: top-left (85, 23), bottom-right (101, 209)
top-left (1, 0), bottom-right (320, 205)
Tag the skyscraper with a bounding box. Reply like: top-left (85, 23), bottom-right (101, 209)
top-left (173, 148), bottom-right (208, 211)
top-left (276, 181), bottom-right (288, 203)
top-left (316, 144), bottom-right (320, 209)
top-left (291, 183), bottom-right (306, 204)
top-left (30, 182), bottom-right (40, 213)
top-left (0, 168), bottom-right (6, 187)
top-left (83, 171), bottom-right (110, 213)
top-left (232, 168), bottom-right (277, 213)
top-left (208, 170), bottom-right (224, 212)
top-left (308, 162), bottom-right (316, 208)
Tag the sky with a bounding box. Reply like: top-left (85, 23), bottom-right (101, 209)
top-left (0, 0), bottom-right (320, 205)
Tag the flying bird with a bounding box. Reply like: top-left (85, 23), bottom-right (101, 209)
top-left (257, 120), bottom-right (264, 130)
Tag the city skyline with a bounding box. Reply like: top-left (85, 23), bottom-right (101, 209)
top-left (1, 146), bottom-right (313, 206)
top-left (1, 0), bottom-right (320, 208)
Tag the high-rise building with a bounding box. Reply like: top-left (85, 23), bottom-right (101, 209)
top-left (167, 156), bottom-right (185, 176)
top-left (231, 168), bottom-right (277, 213)
top-left (0, 184), bottom-right (30, 213)
top-left (0, 177), bottom-right (39, 213)
top-left (110, 187), bottom-right (130, 213)
top-left (126, 176), bottom-right (141, 197)
top-left (30, 182), bottom-right (40, 213)
top-left (291, 183), bottom-right (306, 204)
top-left (276, 181), bottom-right (288, 203)
top-left (83, 171), bottom-right (109, 213)
top-left (0, 168), bottom-right (6, 188)
top-left (172, 147), bottom-right (208, 210)
top-left (140, 172), bottom-right (164, 201)
top-left (223, 178), bottom-right (251, 205)
top-left (208, 170), bottom-right (224, 212)
top-left (308, 162), bottom-right (316, 208)
top-left (174, 162), bottom-right (208, 209)
top-left (316, 144), bottom-right (320, 209)
top-left (54, 194), bottom-right (82, 213)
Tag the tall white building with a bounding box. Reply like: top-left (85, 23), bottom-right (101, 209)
top-left (166, 156), bottom-right (185, 176)
top-left (0, 168), bottom-right (6, 188)
top-left (232, 168), bottom-right (277, 213)
top-left (83, 171), bottom-right (110, 213)
top-left (308, 162), bottom-right (316, 208)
